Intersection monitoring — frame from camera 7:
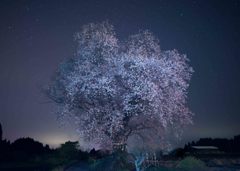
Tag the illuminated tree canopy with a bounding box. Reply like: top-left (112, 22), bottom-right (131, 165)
top-left (47, 21), bottom-right (193, 150)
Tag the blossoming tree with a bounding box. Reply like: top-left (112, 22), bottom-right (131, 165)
top-left (46, 21), bottom-right (193, 151)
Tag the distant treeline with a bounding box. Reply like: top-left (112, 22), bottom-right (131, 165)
top-left (0, 137), bottom-right (106, 170)
top-left (0, 123), bottom-right (106, 170)
top-left (184, 135), bottom-right (240, 153)
top-left (0, 137), bottom-right (105, 160)
top-left (1, 121), bottom-right (240, 169)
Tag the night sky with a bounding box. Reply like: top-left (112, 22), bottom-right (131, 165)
top-left (0, 0), bottom-right (240, 147)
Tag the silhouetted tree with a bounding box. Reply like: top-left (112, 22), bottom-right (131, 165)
top-left (0, 139), bottom-right (11, 162)
top-left (57, 141), bottom-right (79, 161)
top-left (89, 148), bottom-right (104, 159)
top-left (11, 137), bottom-right (47, 161)
top-left (0, 122), bottom-right (2, 141)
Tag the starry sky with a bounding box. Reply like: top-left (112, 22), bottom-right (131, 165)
top-left (0, 0), bottom-right (240, 147)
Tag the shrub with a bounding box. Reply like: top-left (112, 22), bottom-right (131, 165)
top-left (89, 152), bottom-right (133, 171)
top-left (177, 156), bottom-right (207, 171)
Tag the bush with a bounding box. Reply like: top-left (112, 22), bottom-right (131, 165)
top-left (177, 156), bottom-right (207, 171)
top-left (89, 151), bottom-right (133, 171)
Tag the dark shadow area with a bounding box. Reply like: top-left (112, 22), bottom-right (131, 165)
top-left (1, 122), bottom-right (240, 171)
top-left (0, 123), bottom-right (108, 170)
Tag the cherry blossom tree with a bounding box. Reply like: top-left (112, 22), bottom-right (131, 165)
top-left (46, 21), bottom-right (193, 151)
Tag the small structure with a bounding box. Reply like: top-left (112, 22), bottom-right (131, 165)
top-left (189, 146), bottom-right (221, 155)
top-left (142, 152), bottom-right (176, 169)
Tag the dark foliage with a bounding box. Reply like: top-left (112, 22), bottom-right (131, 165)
top-left (0, 123), bottom-right (2, 141)
top-left (184, 135), bottom-right (240, 153)
top-left (0, 122), bottom-right (103, 170)
top-left (89, 151), bottom-right (134, 171)
top-left (168, 148), bottom-right (186, 159)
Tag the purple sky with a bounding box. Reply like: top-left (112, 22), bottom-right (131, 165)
top-left (0, 0), bottom-right (240, 147)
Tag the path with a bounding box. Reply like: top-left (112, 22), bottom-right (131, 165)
top-left (65, 162), bottom-right (89, 171)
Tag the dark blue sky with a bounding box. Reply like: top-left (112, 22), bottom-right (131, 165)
top-left (0, 0), bottom-right (240, 147)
